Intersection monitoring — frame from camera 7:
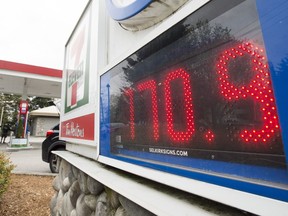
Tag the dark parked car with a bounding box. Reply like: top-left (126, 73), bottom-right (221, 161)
top-left (42, 124), bottom-right (66, 173)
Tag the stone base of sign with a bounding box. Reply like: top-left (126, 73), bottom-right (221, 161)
top-left (51, 151), bottom-right (243, 216)
top-left (50, 158), bottom-right (154, 216)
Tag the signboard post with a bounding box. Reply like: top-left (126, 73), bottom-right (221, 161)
top-left (60, 0), bottom-right (288, 214)
top-left (9, 100), bottom-right (29, 148)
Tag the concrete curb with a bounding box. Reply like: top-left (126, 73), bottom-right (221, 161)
top-left (6, 146), bottom-right (34, 151)
top-left (12, 171), bottom-right (57, 177)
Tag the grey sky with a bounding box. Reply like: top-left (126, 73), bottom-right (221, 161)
top-left (0, 0), bottom-right (89, 69)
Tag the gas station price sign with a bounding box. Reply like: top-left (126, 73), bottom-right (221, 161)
top-left (100, 0), bottom-right (288, 201)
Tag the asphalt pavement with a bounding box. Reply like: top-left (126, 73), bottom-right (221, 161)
top-left (0, 136), bottom-right (55, 175)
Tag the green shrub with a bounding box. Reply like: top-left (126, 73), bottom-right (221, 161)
top-left (0, 152), bottom-right (15, 199)
top-left (16, 118), bottom-right (24, 138)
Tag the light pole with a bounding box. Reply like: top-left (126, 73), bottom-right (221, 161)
top-left (0, 106), bottom-right (4, 127)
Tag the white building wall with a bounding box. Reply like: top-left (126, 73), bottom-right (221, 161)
top-left (32, 117), bottom-right (59, 136)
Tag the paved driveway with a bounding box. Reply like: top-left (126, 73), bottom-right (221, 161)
top-left (0, 136), bottom-right (54, 175)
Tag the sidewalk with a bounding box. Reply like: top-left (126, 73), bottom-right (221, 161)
top-left (0, 135), bottom-right (53, 175)
top-left (0, 136), bottom-right (46, 151)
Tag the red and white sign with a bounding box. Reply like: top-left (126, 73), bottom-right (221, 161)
top-left (19, 100), bottom-right (28, 115)
top-left (61, 113), bottom-right (94, 141)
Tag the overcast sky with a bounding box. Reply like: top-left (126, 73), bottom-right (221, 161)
top-left (0, 0), bottom-right (89, 70)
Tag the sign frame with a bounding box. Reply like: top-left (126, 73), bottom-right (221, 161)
top-left (98, 0), bottom-right (288, 214)
top-left (60, 1), bottom-right (99, 150)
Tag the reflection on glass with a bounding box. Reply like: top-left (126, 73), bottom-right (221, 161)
top-left (100, 0), bottom-right (287, 186)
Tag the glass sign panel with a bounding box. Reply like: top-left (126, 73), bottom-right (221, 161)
top-left (100, 0), bottom-right (288, 201)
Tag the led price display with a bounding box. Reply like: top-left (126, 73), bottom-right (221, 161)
top-left (124, 41), bottom-right (279, 143)
top-left (100, 0), bottom-right (288, 200)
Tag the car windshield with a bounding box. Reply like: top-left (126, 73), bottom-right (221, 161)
top-left (52, 124), bottom-right (59, 130)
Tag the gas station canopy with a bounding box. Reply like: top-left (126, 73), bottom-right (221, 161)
top-left (0, 60), bottom-right (62, 98)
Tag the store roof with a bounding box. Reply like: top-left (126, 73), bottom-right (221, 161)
top-left (30, 105), bottom-right (60, 117)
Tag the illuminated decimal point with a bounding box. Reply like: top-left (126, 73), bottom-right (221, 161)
top-left (124, 88), bottom-right (135, 140)
top-left (137, 80), bottom-right (160, 141)
top-left (204, 130), bottom-right (215, 143)
top-left (216, 42), bottom-right (280, 143)
top-left (164, 69), bottom-right (195, 142)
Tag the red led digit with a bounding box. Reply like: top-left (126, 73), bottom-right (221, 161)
top-left (164, 69), bottom-right (195, 142)
top-left (124, 88), bottom-right (135, 140)
top-left (137, 80), bottom-right (160, 141)
top-left (216, 42), bottom-right (280, 143)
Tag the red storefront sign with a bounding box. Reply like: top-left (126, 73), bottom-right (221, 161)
top-left (61, 113), bottom-right (94, 140)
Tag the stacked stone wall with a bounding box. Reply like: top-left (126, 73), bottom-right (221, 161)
top-left (51, 158), bottom-right (155, 216)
